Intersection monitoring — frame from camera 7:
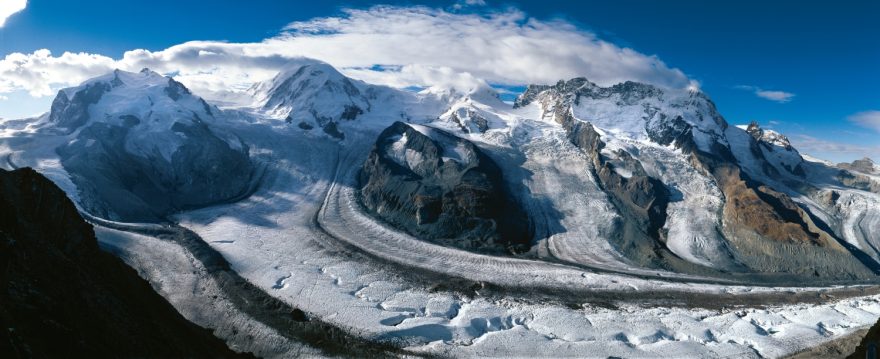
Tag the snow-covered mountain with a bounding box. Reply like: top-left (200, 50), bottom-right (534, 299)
top-left (9, 59), bottom-right (876, 279)
top-left (248, 59), bottom-right (446, 139)
top-left (507, 77), bottom-right (878, 278)
top-left (4, 58), bottom-right (880, 358)
top-left (4, 59), bottom-right (878, 278)
top-left (45, 69), bottom-right (255, 221)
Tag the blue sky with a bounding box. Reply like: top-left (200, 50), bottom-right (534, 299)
top-left (1, 0), bottom-right (877, 162)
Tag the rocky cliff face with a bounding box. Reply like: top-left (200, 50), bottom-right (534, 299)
top-left (359, 121), bottom-right (531, 253)
top-left (743, 121), bottom-right (806, 177)
top-left (49, 69), bottom-right (255, 222)
top-left (0, 168), bottom-right (242, 358)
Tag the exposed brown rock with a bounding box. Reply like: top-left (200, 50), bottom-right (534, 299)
top-left (683, 140), bottom-right (836, 247)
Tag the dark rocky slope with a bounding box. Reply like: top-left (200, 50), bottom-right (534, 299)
top-left (359, 121), bottom-right (531, 253)
top-left (848, 317), bottom-right (880, 358)
top-left (0, 167), bottom-right (244, 358)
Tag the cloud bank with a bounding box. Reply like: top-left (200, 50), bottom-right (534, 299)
top-left (0, 0), bottom-right (26, 27)
top-left (0, 5), bottom-right (693, 101)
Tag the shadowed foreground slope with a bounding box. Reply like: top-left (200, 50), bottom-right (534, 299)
top-left (0, 167), bottom-right (244, 358)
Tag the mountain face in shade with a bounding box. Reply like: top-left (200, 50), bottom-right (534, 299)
top-left (0, 167), bottom-right (244, 358)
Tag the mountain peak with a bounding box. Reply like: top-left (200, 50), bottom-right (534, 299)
top-left (249, 58), bottom-right (376, 132)
top-left (743, 122), bottom-right (794, 151)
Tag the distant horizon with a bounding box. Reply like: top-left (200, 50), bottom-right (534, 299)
top-left (1, 0), bottom-right (877, 163)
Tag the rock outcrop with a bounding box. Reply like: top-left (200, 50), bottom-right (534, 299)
top-left (0, 168), bottom-right (243, 358)
top-left (359, 121), bottom-right (531, 253)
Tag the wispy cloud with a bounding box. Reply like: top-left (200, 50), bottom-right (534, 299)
top-left (0, 5), bottom-right (693, 102)
top-left (0, 0), bottom-right (26, 27)
top-left (736, 85), bottom-right (795, 103)
top-left (453, 0), bottom-right (487, 9)
top-left (755, 90), bottom-right (795, 103)
top-left (848, 110), bottom-right (880, 133)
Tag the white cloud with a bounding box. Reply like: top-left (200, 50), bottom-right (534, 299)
top-left (279, 7), bottom-right (691, 88)
top-left (0, 5), bottom-right (693, 102)
top-left (0, 0), bottom-right (26, 27)
top-left (0, 49), bottom-right (118, 96)
top-left (848, 110), bottom-right (880, 133)
top-left (736, 85), bottom-right (794, 103)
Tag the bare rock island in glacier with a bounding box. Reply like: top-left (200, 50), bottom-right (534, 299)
top-left (359, 121), bottom-right (531, 253)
